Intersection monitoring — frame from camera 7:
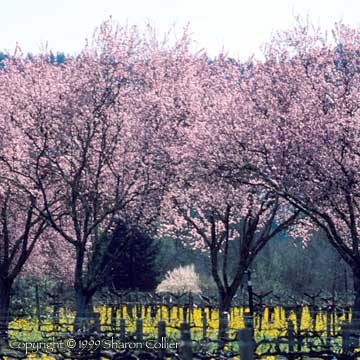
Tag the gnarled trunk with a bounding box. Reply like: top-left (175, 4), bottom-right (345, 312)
top-left (73, 288), bottom-right (94, 334)
top-left (346, 265), bottom-right (360, 352)
top-left (218, 294), bottom-right (232, 347)
top-left (352, 267), bottom-right (360, 327)
top-left (0, 278), bottom-right (12, 347)
top-left (73, 244), bottom-right (96, 334)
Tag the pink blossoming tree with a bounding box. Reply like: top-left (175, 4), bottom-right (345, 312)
top-left (0, 19), bottom-right (203, 332)
top-left (161, 56), bottom-right (300, 342)
top-left (241, 23), bottom-right (360, 337)
top-left (0, 83), bottom-right (49, 344)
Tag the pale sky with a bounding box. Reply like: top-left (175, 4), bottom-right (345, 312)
top-left (2, 0), bottom-right (360, 58)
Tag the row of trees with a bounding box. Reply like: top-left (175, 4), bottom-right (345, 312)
top-left (1, 18), bottom-right (360, 345)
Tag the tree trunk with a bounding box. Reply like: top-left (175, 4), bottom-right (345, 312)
top-left (351, 266), bottom-right (360, 344)
top-left (0, 278), bottom-right (12, 347)
top-left (218, 294), bottom-right (232, 347)
top-left (343, 264), bottom-right (360, 353)
top-left (353, 267), bottom-right (360, 322)
top-left (73, 288), bottom-right (94, 334)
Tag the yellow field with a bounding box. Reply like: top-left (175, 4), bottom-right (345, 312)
top-left (5, 305), bottom-right (358, 359)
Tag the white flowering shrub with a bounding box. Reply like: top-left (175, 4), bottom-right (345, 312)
top-left (156, 264), bottom-right (201, 296)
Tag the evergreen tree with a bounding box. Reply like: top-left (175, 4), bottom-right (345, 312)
top-left (104, 220), bottom-right (160, 292)
top-left (0, 52), bottom-right (7, 69)
top-left (56, 52), bottom-right (65, 64)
